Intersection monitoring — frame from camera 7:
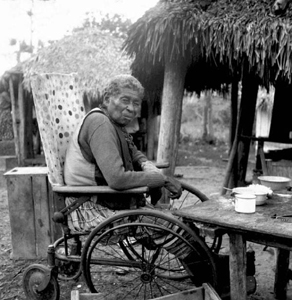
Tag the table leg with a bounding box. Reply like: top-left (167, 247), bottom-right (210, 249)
top-left (229, 233), bottom-right (247, 300)
top-left (274, 248), bottom-right (290, 300)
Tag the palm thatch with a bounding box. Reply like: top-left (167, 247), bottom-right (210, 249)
top-left (202, 0), bottom-right (292, 83)
top-left (124, 0), bottom-right (292, 94)
top-left (5, 28), bottom-right (132, 97)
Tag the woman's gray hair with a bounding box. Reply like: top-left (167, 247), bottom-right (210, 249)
top-left (102, 74), bottom-right (144, 101)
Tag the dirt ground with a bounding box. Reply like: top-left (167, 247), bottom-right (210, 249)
top-left (1, 142), bottom-right (292, 299)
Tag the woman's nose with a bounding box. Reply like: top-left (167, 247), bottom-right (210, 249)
top-left (126, 103), bottom-right (134, 111)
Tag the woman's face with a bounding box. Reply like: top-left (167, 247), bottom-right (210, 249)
top-left (103, 87), bottom-right (142, 126)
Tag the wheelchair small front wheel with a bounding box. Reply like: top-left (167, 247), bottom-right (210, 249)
top-left (23, 264), bottom-right (60, 300)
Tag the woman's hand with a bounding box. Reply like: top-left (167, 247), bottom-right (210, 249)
top-left (164, 176), bottom-right (182, 199)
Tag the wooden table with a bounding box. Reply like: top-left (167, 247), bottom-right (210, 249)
top-left (173, 194), bottom-right (292, 300)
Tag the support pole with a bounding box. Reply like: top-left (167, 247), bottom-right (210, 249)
top-left (221, 67), bottom-right (258, 192)
top-left (146, 95), bottom-right (158, 161)
top-left (18, 77), bottom-right (25, 164)
top-left (236, 71), bottom-right (259, 186)
top-left (9, 77), bottom-right (21, 166)
top-left (274, 249), bottom-right (290, 300)
top-left (157, 58), bottom-right (187, 176)
top-left (229, 233), bottom-right (247, 300)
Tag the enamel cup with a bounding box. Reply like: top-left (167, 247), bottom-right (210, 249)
top-left (234, 193), bottom-right (256, 214)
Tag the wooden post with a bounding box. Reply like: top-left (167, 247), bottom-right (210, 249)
top-left (173, 86), bottom-right (183, 168)
top-left (221, 78), bottom-right (240, 193)
top-left (18, 77), bottom-right (25, 165)
top-left (236, 69), bottom-right (259, 186)
top-left (15, 76), bottom-right (34, 163)
top-left (146, 96), bottom-right (158, 161)
top-left (230, 78), bottom-right (239, 151)
top-left (221, 128), bottom-right (239, 194)
top-left (229, 233), bottom-right (247, 300)
top-left (274, 248), bottom-right (290, 300)
top-left (157, 57), bottom-right (187, 176)
top-left (257, 139), bottom-right (268, 175)
top-left (9, 77), bottom-right (21, 166)
top-left (222, 65), bottom-right (258, 190)
top-left (24, 91), bottom-right (34, 159)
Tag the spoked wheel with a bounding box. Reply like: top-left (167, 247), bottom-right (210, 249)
top-left (23, 264), bottom-right (60, 300)
top-left (119, 235), bottom-right (188, 281)
top-left (169, 181), bottom-right (223, 253)
top-left (82, 210), bottom-right (217, 300)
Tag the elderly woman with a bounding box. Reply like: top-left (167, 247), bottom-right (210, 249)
top-left (64, 74), bottom-right (182, 231)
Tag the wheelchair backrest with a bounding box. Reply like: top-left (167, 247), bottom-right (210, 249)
top-left (30, 73), bottom-right (85, 186)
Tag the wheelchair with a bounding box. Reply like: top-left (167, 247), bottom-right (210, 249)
top-left (22, 179), bottom-right (224, 300)
top-left (24, 73), bottom-right (226, 299)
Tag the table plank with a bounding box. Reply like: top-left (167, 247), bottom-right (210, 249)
top-left (174, 196), bottom-right (292, 242)
top-left (174, 195), bottom-right (292, 300)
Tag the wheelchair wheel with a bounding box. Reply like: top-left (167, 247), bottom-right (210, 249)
top-left (169, 181), bottom-right (223, 253)
top-left (81, 209), bottom-right (217, 300)
top-left (170, 181), bottom-right (209, 208)
top-left (23, 264), bottom-right (60, 300)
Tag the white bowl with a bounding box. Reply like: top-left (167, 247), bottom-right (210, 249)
top-left (258, 176), bottom-right (291, 191)
top-left (254, 192), bottom-right (267, 206)
top-left (232, 187), bottom-right (268, 206)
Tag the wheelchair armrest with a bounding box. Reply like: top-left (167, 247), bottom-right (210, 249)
top-left (52, 185), bottom-right (149, 195)
top-left (155, 162), bottom-right (169, 169)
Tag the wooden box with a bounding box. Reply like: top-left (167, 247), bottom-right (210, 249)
top-left (4, 167), bottom-right (59, 259)
top-left (71, 283), bottom-right (221, 300)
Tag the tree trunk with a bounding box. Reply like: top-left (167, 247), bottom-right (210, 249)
top-left (208, 96), bottom-right (214, 140)
top-left (157, 58), bottom-right (187, 176)
top-left (203, 95), bottom-right (208, 140)
top-left (202, 91), bottom-right (214, 143)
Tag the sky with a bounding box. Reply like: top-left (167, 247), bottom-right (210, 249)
top-left (0, 0), bottom-right (159, 76)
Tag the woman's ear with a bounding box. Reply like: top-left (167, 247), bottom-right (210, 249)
top-left (103, 92), bottom-right (109, 106)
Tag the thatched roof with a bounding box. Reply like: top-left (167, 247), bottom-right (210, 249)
top-left (4, 28), bottom-right (132, 97)
top-left (124, 0), bottom-right (292, 94)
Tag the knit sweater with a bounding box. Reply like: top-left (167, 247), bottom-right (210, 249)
top-left (64, 109), bottom-right (165, 209)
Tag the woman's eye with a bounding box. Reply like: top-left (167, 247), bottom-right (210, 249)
top-left (133, 102), bottom-right (141, 108)
top-left (121, 98), bottom-right (130, 104)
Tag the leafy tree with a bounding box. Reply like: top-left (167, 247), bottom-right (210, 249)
top-left (74, 13), bottom-right (132, 39)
